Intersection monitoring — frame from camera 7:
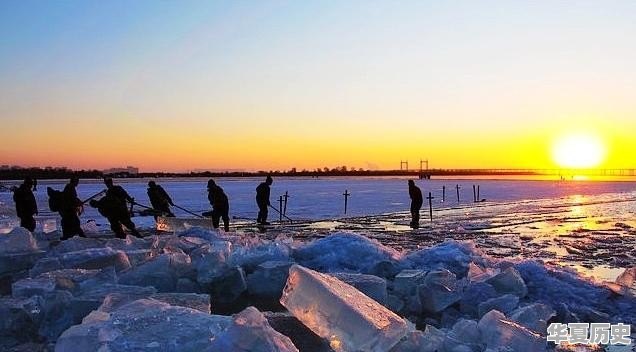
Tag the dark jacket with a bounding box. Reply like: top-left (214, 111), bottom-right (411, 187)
top-left (208, 185), bottom-right (229, 210)
top-left (256, 182), bottom-right (271, 206)
top-left (13, 185), bottom-right (37, 218)
top-left (62, 183), bottom-right (82, 214)
top-left (148, 185), bottom-right (173, 209)
top-left (409, 184), bottom-right (423, 209)
top-left (107, 185), bottom-right (133, 204)
top-left (91, 194), bottom-right (128, 219)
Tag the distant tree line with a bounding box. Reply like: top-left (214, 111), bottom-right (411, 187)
top-left (1, 165), bottom-right (428, 180)
top-left (0, 167), bottom-right (103, 180)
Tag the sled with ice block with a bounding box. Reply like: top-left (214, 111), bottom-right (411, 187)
top-left (156, 216), bottom-right (214, 232)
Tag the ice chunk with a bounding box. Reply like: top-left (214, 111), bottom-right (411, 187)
top-left (247, 260), bottom-right (293, 299)
top-left (55, 299), bottom-right (232, 352)
top-left (477, 310), bottom-right (546, 352)
top-left (294, 232), bottom-right (401, 274)
top-left (393, 269), bottom-right (427, 297)
top-left (207, 306), bottom-right (299, 352)
top-left (0, 296), bottom-right (44, 347)
top-left (486, 267), bottom-right (528, 298)
top-left (460, 282), bottom-right (498, 316)
top-left (615, 266), bottom-right (635, 288)
top-left (0, 219), bottom-right (19, 235)
top-left (59, 248), bottom-right (131, 271)
top-left (19, 268), bottom-right (116, 296)
top-left (209, 266), bottom-right (247, 303)
top-left (509, 303), bottom-right (555, 334)
top-left (467, 262), bottom-right (499, 283)
top-left (0, 251), bottom-right (46, 276)
top-left (12, 277), bottom-right (56, 298)
top-left (280, 264), bottom-right (408, 352)
top-left (0, 227), bottom-right (39, 254)
top-left (386, 294), bottom-right (405, 313)
top-left (393, 269), bottom-right (428, 313)
top-left (368, 260), bottom-right (401, 279)
top-left (76, 284), bottom-right (158, 316)
top-left (150, 293), bottom-right (211, 313)
top-left (330, 272), bottom-right (388, 305)
top-left (118, 253), bottom-right (193, 292)
top-left (418, 269), bottom-right (463, 313)
top-left (390, 325), bottom-right (445, 352)
top-left (38, 290), bottom-right (76, 341)
top-left (97, 292), bottom-right (211, 314)
top-left (193, 242), bottom-right (232, 286)
top-left (477, 294), bottom-right (519, 317)
top-left (444, 319), bottom-right (481, 351)
top-left (162, 235), bottom-right (209, 255)
top-left (29, 257), bottom-right (63, 277)
top-left (231, 241), bottom-right (291, 271)
top-left (176, 278), bottom-right (201, 293)
top-left (405, 241), bottom-right (486, 277)
top-left (48, 237), bottom-right (104, 256)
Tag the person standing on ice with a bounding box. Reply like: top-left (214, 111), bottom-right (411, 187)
top-left (13, 177), bottom-right (37, 232)
top-left (205, 179), bottom-right (230, 231)
top-left (147, 181), bottom-right (174, 219)
top-left (103, 178), bottom-right (141, 238)
top-left (255, 175), bottom-right (273, 225)
top-left (408, 180), bottom-right (423, 229)
top-left (60, 176), bottom-right (85, 239)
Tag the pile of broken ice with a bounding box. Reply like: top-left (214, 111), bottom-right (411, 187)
top-left (0, 227), bottom-right (634, 351)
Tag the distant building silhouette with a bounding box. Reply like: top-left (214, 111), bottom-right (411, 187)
top-left (103, 166), bottom-right (139, 176)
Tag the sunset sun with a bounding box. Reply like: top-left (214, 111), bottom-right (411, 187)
top-left (552, 132), bottom-right (606, 168)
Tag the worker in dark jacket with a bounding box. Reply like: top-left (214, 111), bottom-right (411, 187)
top-left (147, 181), bottom-right (174, 219)
top-left (13, 177), bottom-right (37, 232)
top-left (60, 176), bottom-right (85, 239)
top-left (205, 179), bottom-right (229, 231)
top-left (102, 178), bottom-right (141, 238)
top-left (408, 180), bottom-right (423, 229)
top-left (255, 176), bottom-right (273, 225)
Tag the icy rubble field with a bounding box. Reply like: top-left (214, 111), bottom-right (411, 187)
top-left (0, 226), bottom-right (634, 352)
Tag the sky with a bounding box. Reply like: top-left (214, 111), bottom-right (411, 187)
top-left (1, 1), bottom-right (635, 172)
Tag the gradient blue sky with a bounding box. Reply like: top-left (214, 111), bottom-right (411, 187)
top-left (1, 1), bottom-right (635, 171)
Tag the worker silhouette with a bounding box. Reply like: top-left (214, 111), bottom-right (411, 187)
top-left (408, 180), bottom-right (423, 229)
top-left (204, 179), bottom-right (230, 231)
top-left (256, 176), bottom-right (273, 225)
top-left (101, 178), bottom-right (141, 238)
top-left (60, 176), bottom-right (85, 239)
top-left (13, 177), bottom-right (37, 232)
top-left (147, 181), bottom-right (174, 219)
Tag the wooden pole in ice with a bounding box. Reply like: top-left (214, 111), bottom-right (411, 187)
top-left (442, 186), bottom-right (445, 202)
top-left (283, 191), bottom-right (289, 215)
top-left (456, 184), bottom-right (460, 202)
top-left (343, 190), bottom-right (350, 214)
top-left (426, 192), bottom-right (434, 222)
top-left (278, 196), bottom-right (283, 222)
